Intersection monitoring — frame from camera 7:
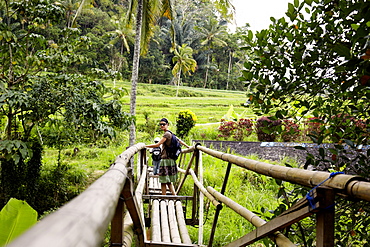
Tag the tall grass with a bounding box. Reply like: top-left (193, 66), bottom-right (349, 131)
top-left (178, 150), bottom-right (298, 246)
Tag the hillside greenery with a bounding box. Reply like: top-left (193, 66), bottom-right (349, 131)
top-left (1, 0), bottom-right (370, 245)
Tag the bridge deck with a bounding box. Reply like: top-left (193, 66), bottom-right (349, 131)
top-left (146, 171), bottom-right (197, 246)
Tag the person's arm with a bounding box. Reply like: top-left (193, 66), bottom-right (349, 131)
top-left (178, 138), bottom-right (190, 148)
top-left (146, 137), bottom-right (166, 148)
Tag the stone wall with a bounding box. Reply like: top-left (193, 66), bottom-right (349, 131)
top-left (192, 140), bottom-right (306, 165)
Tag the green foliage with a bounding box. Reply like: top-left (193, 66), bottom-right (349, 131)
top-left (176, 110), bottom-right (197, 138)
top-left (240, 1), bottom-right (370, 244)
top-left (0, 139), bottom-right (42, 211)
top-left (0, 198), bottom-right (37, 246)
top-left (35, 162), bottom-right (88, 214)
top-left (255, 116), bottom-right (282, 142)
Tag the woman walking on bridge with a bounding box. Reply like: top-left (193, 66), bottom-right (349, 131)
top-left (146, 118), bottom-right (189, 195)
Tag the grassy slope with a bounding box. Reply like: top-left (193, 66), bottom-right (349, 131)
top-left (111, 80), bottom-right (253, 125)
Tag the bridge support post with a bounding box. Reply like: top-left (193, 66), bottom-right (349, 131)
top-left (122, 173), bottom-right (146, 247)
top-left (110, 196), bottom-right (124, 246)
top-left (208, 162), bottom-right (232, 247)
top-left (316, 188), bottom-right (335, 247)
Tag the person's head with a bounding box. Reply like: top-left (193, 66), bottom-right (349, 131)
top-left (154, 137), bottom-right (161, 143)
top-left (159, 118), bottom-right (169, 130)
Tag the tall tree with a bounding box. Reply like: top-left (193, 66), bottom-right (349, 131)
top-left (195, 17), bottom-right (228, 88)
top-left (127, 0), bottom-right (174, 146)
top-left (171, 44), bottom-right (197, 96)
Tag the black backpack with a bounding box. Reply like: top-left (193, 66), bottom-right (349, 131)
top-left (166, 130), bottom-right (181, 160)
top-left (151, 146), bottom-right (161, 161)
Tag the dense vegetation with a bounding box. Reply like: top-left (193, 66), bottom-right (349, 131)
top-left (1, 0), bottom-right (370, 246)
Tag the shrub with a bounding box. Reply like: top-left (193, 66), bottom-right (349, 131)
top-left (281, 119), bottom-right (301, 142)
top-left (176, 110), bottom-right (197, 138)
top-left (328, 114), bottom-right (369, 144)
top-left (234, 118), bottom-right (254, 141)
top-left (218, 118), bottom-right (254, 141)
top-left (255, 117), bottom-right (282, 142)
top-left (218, 119), bottom-right (237, 139)
top-left (304, 117), bottom-right (323, 141)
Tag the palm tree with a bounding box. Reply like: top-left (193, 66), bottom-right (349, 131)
top-left (195, 17), bottom-right (228, 88)
top-left (171, 44), bottom-right (197, 97)
top-left (107, 15), bottom-right (134, 81)
top-left (57, 0), bottom-right (93, 28)
top-left (127, 0), bottom-right (233, 145)
top-left (127, 0), bottom-right (174, 146)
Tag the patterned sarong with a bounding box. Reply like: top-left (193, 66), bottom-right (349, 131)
top-left (158, 159), bottom-right (178, 183)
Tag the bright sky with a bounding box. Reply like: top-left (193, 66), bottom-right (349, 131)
top-left (230, 0), bottom-right (293, 33)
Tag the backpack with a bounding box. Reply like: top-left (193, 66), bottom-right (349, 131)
top-left (166, 130), bottom-right (182, 160)
top-left (151, 146), bottom-right (162, 161)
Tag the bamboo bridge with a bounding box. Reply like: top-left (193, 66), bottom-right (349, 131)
top-left (8, 143), bottom-right (370, 247)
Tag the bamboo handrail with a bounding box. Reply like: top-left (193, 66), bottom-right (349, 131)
top-left (207, 186), bottom-right (296, 247)
top-left (8, 143), bottom-right (146, 247)
top-left (195, 145), bottom-right (370, 201)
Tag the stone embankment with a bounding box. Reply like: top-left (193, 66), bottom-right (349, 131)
top-left (192, 140), bottom-right (369, 168)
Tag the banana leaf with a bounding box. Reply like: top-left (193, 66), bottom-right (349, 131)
top-left (0, 198), bottom-right (37, 246)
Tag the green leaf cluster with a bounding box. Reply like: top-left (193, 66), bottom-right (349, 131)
top-left (0, 198), bottom-right (37, 246)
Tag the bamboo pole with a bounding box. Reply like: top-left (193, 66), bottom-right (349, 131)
top-left (176, 152), bottom-right (196, 195)
top-left (176, 201), bottom-right (192, 244)
top-left (207, 186), bottom-right (296, 247)
top-left (8, 143), bottom-right (146, 247)
top-left (122, 212), bottom-right (134, 247)
top-left (151, 200), bottom-right (161, 242)
top-left (136, 165), bottom-right (148, 241)
top-left (208, 162), bottom-right (232, 247)
top-left (178, 167), bottom-right (221, 209)
top-left (160, 200), bottom-right (171, 242)
top-left (195, 145), bottom-right (370, 201)
top-left (198, 150), bottom-right (204, 246)
top-left (168, 200), bottom-right (181, 243)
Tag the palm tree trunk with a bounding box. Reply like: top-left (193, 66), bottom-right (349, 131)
top-left (204, 53), bottom-right (210, 88)
top-left (129, 0), bottom-right (143, 146)
top-left (227, 50), bottom-right (233, 90)
top-left (176, 68), bottom-right (182, 97)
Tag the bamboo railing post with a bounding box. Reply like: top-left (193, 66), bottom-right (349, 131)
top-left (316, 188), bottom-right (335, 247)
top-left (176, 152), bottom-right (196, 195)
top-left (208, 162), bottom-right (232, 247)
top-left (122, 171), bottom-right (145, 247)
top-left (191, 149), bottom-right (200, 224)
top-left (110, 195), bottom-right (124, 246)
top-left (198, 150), bottom-right (204, 246)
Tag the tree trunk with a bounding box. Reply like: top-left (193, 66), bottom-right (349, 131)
top-left (176, 68), bottom-right (182, 97)
top-left (203, 53), bottom-right (210, 88)
top-left (129, 0), bottom-right (143, 146)
top-left (226, 50), bottom-right (233, 90)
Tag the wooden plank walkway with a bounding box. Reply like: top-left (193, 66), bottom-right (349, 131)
top-left (146, 171), bottom-right (197, 246)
